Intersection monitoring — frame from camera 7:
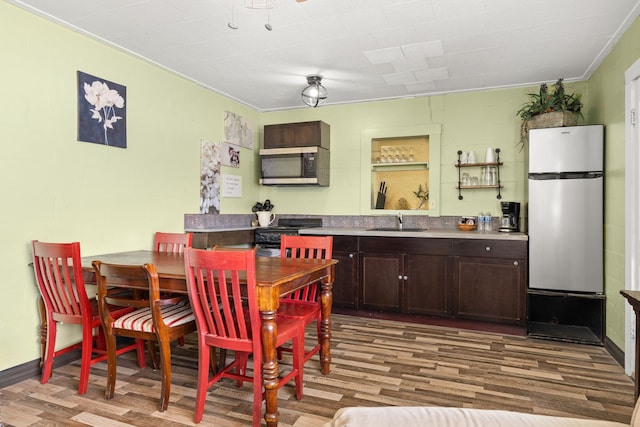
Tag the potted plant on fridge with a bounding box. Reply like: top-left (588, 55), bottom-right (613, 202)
top-left (516, 78), bottom-right (583, 150)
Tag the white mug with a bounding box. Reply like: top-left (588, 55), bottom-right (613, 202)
top-left (485, 147), bottom-right (496, 163)
top-left (468, 150), bottom-right (477, 163)
top-left (459, 151), bottom-right (468, 164)
top-left (257, 211), bottom-right (275, 227)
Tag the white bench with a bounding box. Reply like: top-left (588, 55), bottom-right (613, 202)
top-left (324, 402), bottom-right (639, 427)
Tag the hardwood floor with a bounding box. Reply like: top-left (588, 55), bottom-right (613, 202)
top-left (1, 314), bottom-right (635, 426)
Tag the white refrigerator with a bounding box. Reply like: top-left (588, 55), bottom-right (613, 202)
top-left (528, 125), bottom-right (604, 293)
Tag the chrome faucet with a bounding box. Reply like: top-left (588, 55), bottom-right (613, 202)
top-left (398, 212), bottom-right (403, 228)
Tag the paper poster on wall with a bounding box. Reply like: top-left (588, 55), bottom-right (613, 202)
top-left (222, 174), bottom-right (242, 198)
top-left (220, 142), bottom-right (241, 167)
top-left (200, 140), bottom-right (220, 214)
top-left (224, 111), bottom-right (254, 150)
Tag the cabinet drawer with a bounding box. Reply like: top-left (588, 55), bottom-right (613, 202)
top-left (332, 235), bottom-right (358, 252)
top-left (360, 237), bottom-right (452, 255)
top-left (453, 239), bottom-right (526, 259)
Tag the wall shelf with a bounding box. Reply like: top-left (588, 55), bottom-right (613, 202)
top-left (372, 162), bottom-right (428, 171)
top-left (455, 148), bottom-right (502, 200)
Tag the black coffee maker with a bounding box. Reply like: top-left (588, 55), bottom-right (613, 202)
top-left (499, 201), bottom-right (520, 232)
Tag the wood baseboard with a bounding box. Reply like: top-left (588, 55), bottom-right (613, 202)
top-left (605, 336), bottom-right (625, 367)
top-left (0, 350), bottom-right (80, 389)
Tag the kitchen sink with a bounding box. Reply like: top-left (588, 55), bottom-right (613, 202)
top-left (366, 227), bottom-right (427, 232)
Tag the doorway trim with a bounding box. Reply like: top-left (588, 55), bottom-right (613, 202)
top-left (625, 57), bottom-right (640, 375)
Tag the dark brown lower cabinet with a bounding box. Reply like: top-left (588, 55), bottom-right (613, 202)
top-left (453, 239), bottom-right (527, 325)
top-left (361, 251), bottom-right (403, 311)
top-left (309, 233), bottom-right (527, 326)
top-left (404, 253), bottom-right (451, 316)
top-left (331, 236), bottom-right (359, 309)
top-left (360, 237), bottom-right (452, 315)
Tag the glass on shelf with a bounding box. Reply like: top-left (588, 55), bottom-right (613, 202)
top-left (374, 150), bottom-right (381, 164)
top-left (408, 146), bottom-right (415, 162)
top-left (380, 146), bottom-right (389, 163)
top-left (481, 166), bottom-right (489, 185)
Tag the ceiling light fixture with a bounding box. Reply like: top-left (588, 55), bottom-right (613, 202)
top-left (301, 75), bottom-right (327, 107)
top-left (228, 0), bottom-right (239, 29)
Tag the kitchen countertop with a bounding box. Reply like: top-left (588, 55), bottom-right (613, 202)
top-left (301, 227), bottom-right (528, 240)
top-left (185, 226), bottom-right (528, 241)
top-left (185, 227), bottom-right (256, 232)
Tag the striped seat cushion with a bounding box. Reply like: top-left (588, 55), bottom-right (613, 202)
top-left (113, 300), bottom-right (194, 332)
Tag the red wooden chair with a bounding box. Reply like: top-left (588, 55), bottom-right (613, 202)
top-left (154, 231), bottom-right (192, 347)
top-left (31, 240), bottom-right (142, 395)
top-left (184, 247), bottom-right (305, 426)
top-left (277, 235), bottom-right (333, 363)
top-left (153, 232), bottom-right (192, 254)
top-left (92, 260), bottom-right (196, 411)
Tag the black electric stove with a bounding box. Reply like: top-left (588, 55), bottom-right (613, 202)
top-left (254, 218), bottom-right (323, 250)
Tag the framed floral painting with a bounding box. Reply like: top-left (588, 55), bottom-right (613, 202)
top-left (200, 140), bottom-right (221, 214)
top-left (77, 71), bottom-right (127, 148)
top-left (224, 111), bottom-right (254, 150)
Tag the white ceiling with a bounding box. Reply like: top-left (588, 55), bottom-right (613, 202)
top-left (8, 0), bottom-right (640, 112)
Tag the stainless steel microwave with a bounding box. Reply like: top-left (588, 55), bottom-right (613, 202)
top-left (259, 146), bottom-right (330, 186)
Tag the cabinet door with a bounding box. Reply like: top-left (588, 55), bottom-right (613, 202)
top-left (294, 122), bottom-right (329, 149)
top-left (404, 253), bottom-right (451, 316)
top-left (264, 124), bottom-right (295, 148)
top-left (264, 121), bottom-right (329, 149)
top-left (455, 256), bottom-right (526, 325)
top-left (360, 252), bottom-right (402, 311)
top-left (332, 250), bottom-right (359, 309)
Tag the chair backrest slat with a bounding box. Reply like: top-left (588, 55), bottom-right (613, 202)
top-left (154, 232), bottom-right (192, 254)
top-left (279, 235), bottom-right (333, 301)
top-left (32, 241), bottom-right (90, 318)
top-left (184, 247), bottom-right (258, 344)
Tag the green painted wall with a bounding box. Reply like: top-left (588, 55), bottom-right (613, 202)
top-left (586, 18), bottom-right (640, 348)
top-left (0, 2), bottom-right (261, 370)
top-left (1, 0), bottom-right (639, 372)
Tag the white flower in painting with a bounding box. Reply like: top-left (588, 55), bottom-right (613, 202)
top-left (200, 142), bottom-right (221, 214)
top-left (84, 80), bottom-right (125, 145)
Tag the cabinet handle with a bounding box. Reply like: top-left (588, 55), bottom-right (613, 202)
top-left (349, 253), bottom-right (354, 258)
top-left (513, 261), bottom-right (519, 266)
top-left (398, 275), bottom-right (403, 280)
top-left (403, 275), bottom-right (408, 280)
top-left (485, 246), bottom-right (491, 252)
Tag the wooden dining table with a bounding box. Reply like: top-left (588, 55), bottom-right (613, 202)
top-left (77, 249), bottom-right (337, 426)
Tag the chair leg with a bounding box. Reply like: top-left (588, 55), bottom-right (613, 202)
top-left (252, 353), bottom-right (262, 427)
top-left (218, 348), bottom-right (227, 372)
top-left (77, 323), bottom-right (96, 395)
top-left (104, 333), bottom-right (118, 400)
top-left (95, 327), bottom-right (107, 351)
top-left (252, 376), bottom-right (263, 427)
top-left (293, 330), bottom-right (304, 401)
top-left (147, 340), bottom-right (158, 369)
top-left (157, 338), bottom-right (172, 412)
top-left (135, 339), bottom-right (146, 368)
top-left (40, 319), bottom-right (57, 385)
top-left (236, 352), bottom-right (249, 387)
top-left (193, 344), bottom-right (210, 424)
top-left (209, 347), bottom-right (218, 374)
